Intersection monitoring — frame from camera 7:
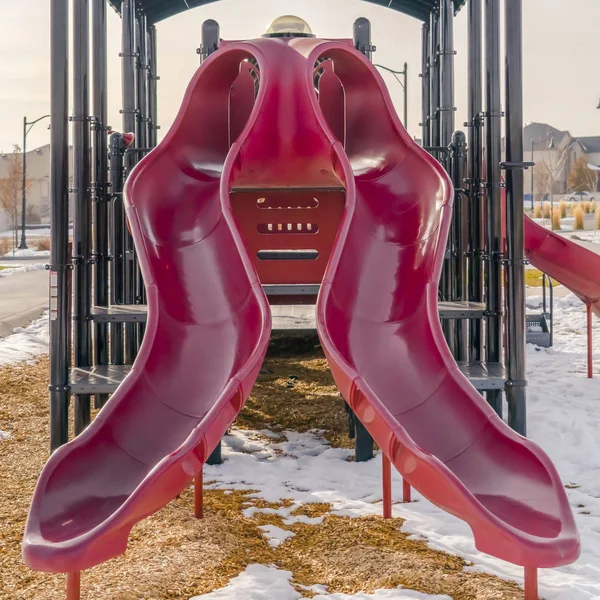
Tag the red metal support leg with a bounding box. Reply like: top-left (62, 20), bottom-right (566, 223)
top-left (382, 453), bottom-right (392, 519)
top-left (66, 572), bottom-right (80, 600)
top-left (403, 478), bottom-right (412, 502)
top-left (587, 303), bottom-right (593, 378)
top-left (524, 566), bottom-right (538, 600)
top-left (194, 469), bottom-right (203, 519)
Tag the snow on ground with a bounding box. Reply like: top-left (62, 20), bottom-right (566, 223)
top-left (257, 524), bottom-right (296, 548)
top-left (0, 313), bottom-right (49, 366)
top-left (0, 263), bottom-right (46, 278)
top-left (198, 292), bottom-right (600, 599)
top-left (568, 231), bottom-right (600, 244)
top-left (189, 564), bottom-right (451, 600)
top-left (1, 248), bottom-right (50, 259)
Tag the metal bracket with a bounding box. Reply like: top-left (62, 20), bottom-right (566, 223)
top-left (119, 52), bottom-right (139, 58)
top-left (500, 161), bottom-right (535, 170)
top-left (505, 379), bottom-right (527, 388)
top-left (49, 384), bottom-right (71, 393)
top-left (481, 182), bottom-right (506, 189)
top-left (46, 263), bottom-right (74, 271)
top-left (119, 109), bottom-right (141, 115)
top-left (484, 310), bottom-right (504, 318)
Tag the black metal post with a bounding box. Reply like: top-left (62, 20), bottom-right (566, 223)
top-left (200, 19), bottom-right (220, 63)
top-left (504, 0), bottom-right (527, 435)
top-left (429, 9), bottom-right (441, 155)
top-left (146, 24), bottom-right (158, 147)
top-left (484, 0), bottom-right (503, 417)
top-left (109, 133), bottom-right (125, 365)
top-left (350, 16), bottom-right (376, 463)
top-left (421, 23), bottom-right (431, 147)
top-left (452, 131), bottom-right (469, 360)
top-left (353, 18), bottom-right (373, 62)
top-left (19, 118), bottom-right (28, 250)
top-left (49, 0), bottom-right (71, 452)
top-left (72, 0), bottom-right (92, 434)
top-left (121, 0), bottom-right (137, 363)
top-left (92, 0), bottom-right (110, 409)
top-left (403, 62), bottom-right (408, 129)
top-left (467, 0), bottom-right (484, 362)
top-left (439, 0), bottom-right (455, 149)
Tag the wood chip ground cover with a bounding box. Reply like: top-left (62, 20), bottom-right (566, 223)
top-left (0, 353), bottom-right (524, 599)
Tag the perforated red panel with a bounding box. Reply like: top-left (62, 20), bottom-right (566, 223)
top-left (230, 190), bottom-right (345, 285)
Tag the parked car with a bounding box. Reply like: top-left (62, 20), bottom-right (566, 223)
top-left (565, 191), bottom-right (597, 202)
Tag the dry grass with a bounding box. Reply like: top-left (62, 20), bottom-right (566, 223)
top-left (0, 236), bottom-right (12, 256)
top-left (542, 202), bottom-right (551, 219)
top-left (551, 207), bottom-right (561, 231)
top-left (533, 204), bottom-right (542, 219)
top-left (34, 237), bottom-right (51, 252)
top-left (597, 204), bottom-right (600, 229)
top-left (0, 354), bottom-right (526, 599)
top-left (559, 200), bottom-right (567, 218)
top-left (582, 201), bottom-right (594, 214)
top-left (574, 206), bottom-right (585, 230)
top-left (525, 268), bottom-right (559, 287)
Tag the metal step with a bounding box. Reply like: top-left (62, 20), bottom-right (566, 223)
top-left (438, 301), bottom-right (486, 320)
top-left (70, 361), bottom-right (507, 395)
top-left (91, 305), bottom-right (148, 322)
top-left (263, 284), bottom-right (320, 296)
top-left (456, 362), bottom-right (507, 391)
top-left (89, 299), bottom-right (485, 324)
top-left (70, 365), bottom-right (132, 394)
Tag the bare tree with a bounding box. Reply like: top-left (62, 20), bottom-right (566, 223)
top-left (0, 145), bottom-right (28, 249)
top-left (568, 156), bottom-right (597, 193)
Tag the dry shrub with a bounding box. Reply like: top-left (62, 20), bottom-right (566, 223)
top-left (596, 204), bottom-right (600, 229)
top-left (559, 200), bottom-right (567, 218)
top-left (542, 202), bottom-right (551, 219)
top-left (574, 206), bottom-right (585, 230)
top-left (582, 201), bottom-right (592, 214)
top-left (35, 237), bottom-right (51, 251)
top-left (551, 207), bottom-right (561, 231)
top-left (533, 204), bottom-right (543, 218)
top-left (0, 236), bottom-right (11, 256)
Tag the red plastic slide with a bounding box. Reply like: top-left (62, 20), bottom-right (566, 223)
top-left (308, 40), bottom-right (580, 575)
top-left (525, 215), bottom-right (600, 316)
top-left (22, 47), bottom-right (274, 573)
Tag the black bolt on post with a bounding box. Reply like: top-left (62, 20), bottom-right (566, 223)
top-left (92, 0), bottom-right (110, 408)
top-left (353, 18), bottom-right (374, 62)
top-left (504, 0), bottom-right (527, 435)
top-left (72, 0), bottom-right (92, 435)
top-left (467, 0), bottom-right (484, 363)
top-left (421, 23), bottom-right (431, 147)
top-left (199, 19), bottom-right (220, 63)
top-left (109, 133), bottom-right (126, 365)
top-left (121, 0), bottom-right (138, 363)
top-left (429, 9), bottom-right (441, 158)
top-left (49, 0), bottom-right (71, 452)
top-left (484, 0), bottom-right (503, 417)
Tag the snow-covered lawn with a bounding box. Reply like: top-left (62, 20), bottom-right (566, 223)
top-left (2, 295), bottom-right (600, 598)
top-left (0, 312), bottom-right (49, 367)
top-left (0, 263), bottom-right (46, 278)
top-left (1, 248), bottom-right (50, 259)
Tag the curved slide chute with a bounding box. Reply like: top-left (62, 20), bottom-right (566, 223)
top-left (22, 45), bottom-right (277, 573)
top-left (304, 39), bottom-right (580, 573)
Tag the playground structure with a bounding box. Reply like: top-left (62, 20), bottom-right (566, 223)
top-left (24, 0), bottom-right (600, 598)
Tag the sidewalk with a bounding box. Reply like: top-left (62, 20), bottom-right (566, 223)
top-left (0, 270), bottom-right (48, 338)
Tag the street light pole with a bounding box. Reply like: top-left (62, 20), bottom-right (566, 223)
top-left (19, 114), bottom-right (51, 250)
top-left (374, 63), bottom-right (409, 129)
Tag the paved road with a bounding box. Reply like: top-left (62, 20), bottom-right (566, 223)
top-left (0, 269), bottom-right (48, 338)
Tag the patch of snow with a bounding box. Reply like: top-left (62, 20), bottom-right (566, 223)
top-left (0, 430), bottom-right (11, 441)
top-left (2, 248), bottom-right (50, 258)
top-left (257, 524), bottom-right (295, 548)
top-left (0, 263), bottom-right (46, 278)
top-left (0, 313), bottom-right (49, 366)
top-left (189, 564), bottom-right (450, 599)
top-left (201, 292), bottom-right (600, 598)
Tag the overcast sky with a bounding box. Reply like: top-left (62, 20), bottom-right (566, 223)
top-left (0, 0), bottom-right (599, 153)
